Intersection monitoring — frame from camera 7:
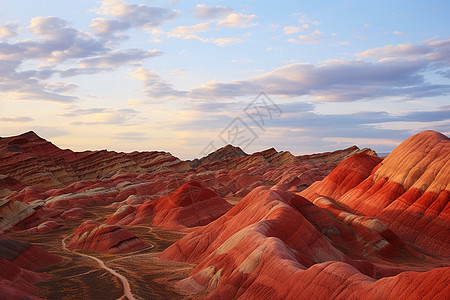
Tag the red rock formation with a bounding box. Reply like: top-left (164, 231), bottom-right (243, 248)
top-left (106, 180), bottom-right (233, 230)
top-left (160, 185), bottom-right (449, 299)
top-left (60, 207), bottom-right (93, 220)
top-left (67, 220), bottom-right (149, 254)
top-left (0, 131), bottom-right (190, 192)
top-left (0, 200), bottom-right (35, 232)
top-left (160, 131), bottom-right (449, 299)
top-left (160, 187), bottom-right (382, 295)
top-left (301, 130), bottom-right (450, 257)
top-left (0, 234), bottom-right (61, 299)
top-left (188, 144), bottom-right (248, 168)
top-left (1, 130), bottom-right (447, 299)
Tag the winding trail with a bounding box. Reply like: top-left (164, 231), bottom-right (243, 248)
top-left (62, 235), bottom-right (139, 300)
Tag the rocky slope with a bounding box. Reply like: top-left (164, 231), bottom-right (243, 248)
top-left (0, 130), bottom-right (447, 299)
top-left (0, 234), bottom-right (61, 299)
top-left (0, 131), bottom-right (190, 191)
top-left (160, 131), bottom-right (449, 299)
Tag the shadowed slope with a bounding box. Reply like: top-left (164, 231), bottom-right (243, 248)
top-left (0, 234), bottom-right (61, 299)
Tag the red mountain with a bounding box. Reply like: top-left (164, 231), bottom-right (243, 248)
top-left (0, 130), bottom-right (447, 299)
top-left (159, 131), bottom-right (449, 299)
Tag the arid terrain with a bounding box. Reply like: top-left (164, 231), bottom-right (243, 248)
top-left (0, 130), bottom-right (449, 299)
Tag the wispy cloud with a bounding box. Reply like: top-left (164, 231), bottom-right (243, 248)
top-left (129, 66), bottom-right (186, 101)
top-left (79, 49), bottom-right (162, 68)
top-left (194, 4), bottom-right (233, 20)
top-left (0, 22), bottom-right (19, 40)
top-left (283, 25), bottom-right (309, 34)
top-left (0, 116), bottom-right (34, 122)
top-left (186, 58), bottom-right (445, 101)
top-left (166, 4), bottom-right (257, 46)
top-left (61, 106), bottom-right (141, 125)
top-left (214, 37), bottom-right (243, 46)
top-left (94, 0), bottom-right (177, 30)
top-left (287, 30), bottom-right (332, 44)
top-left (152, 39), bottom-right (448, 102)
top-left (167, 22), bottom-right (211, 41)
top-left (111, 132), bottom-right (150, 142)
top-left (217, 13), bottom-right (257, 28)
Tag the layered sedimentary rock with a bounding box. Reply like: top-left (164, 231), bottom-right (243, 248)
top-left (0, 234), bottom-right (61, 299)
top-left (159, 187), bottom-right (424, 298)
top-left (188, 143), bottom-right (377, 197)
top-left (1, 130), bottom-right (447, 299)
top-left (160, 131), bottom-right (449, 299)
top-left (0, 200), bottom-right (35, 232)
top-left (67, 220), bottom-right (149, 254)
top-left (0, 131), bottom-right (190, 192)
top-left (301, 130), bottom-right (450, 257)
top-left (188, 144), bottom-right (248, 168)
top-left (106, 180), bottom-right (233, 231)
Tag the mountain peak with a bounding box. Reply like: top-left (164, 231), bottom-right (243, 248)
top-left (189, 144), bottom-right (248, 168)
top-left (18, 131), bottom-right (42, 140)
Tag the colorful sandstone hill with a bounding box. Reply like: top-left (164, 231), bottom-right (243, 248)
top-left (0, 130), bottom-right (448, 299)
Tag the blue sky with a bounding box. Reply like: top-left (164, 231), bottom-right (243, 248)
top-left (0, 0), bottom-right (449, 159)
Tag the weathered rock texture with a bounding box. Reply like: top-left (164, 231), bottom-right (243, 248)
top-left (0, 234), bottom-right (60, 299)
top-left (0, 130), bottom-right (448, 299)
top-left (105, 180), bottom-right (233, 230)
top-left (67, 220), bottom-right (150, 254)
top-left (160, 131), bottom-right (450, 299)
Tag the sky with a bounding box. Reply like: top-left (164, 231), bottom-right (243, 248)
top-left (0, 0), bottom-right (449, 159)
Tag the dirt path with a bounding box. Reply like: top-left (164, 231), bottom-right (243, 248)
top-left (61, 235), bottom-right (139, 300)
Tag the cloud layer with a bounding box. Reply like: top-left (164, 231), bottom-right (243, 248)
top-left (131, 39), bottom-right (450, 102)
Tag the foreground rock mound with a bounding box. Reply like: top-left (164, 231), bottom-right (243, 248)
top-left (67, 220), bottom-right (149, 254)
top-left (0, 234), bottom-right (61, 299)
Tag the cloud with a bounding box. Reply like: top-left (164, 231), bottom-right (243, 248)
top-left (0, 15), bottom-right (164, 102)
top-left (393, 31), bottom-right (405, 36)
top-left (95, 0), bottom-right (177, 30)
top-left (293, 13), bottom-right (320, 26)
top-left (90, 18), bottom-right (131, 37)
top-left (167, 7), bottom-right (256, 45)
top-left (79, 49), bottom-right (162, 68)
top-left (129, 66), bottom-right (186, 100)
top-left (287, 30), bottom-right (331, 44)
top-left (111, 132), bottom-right (150, 141)
top-left (0, 17), bottom-right (107, 63)
top-left (167, 22), bottom-right (248, 45)
top-left (167, 22), bottom-right (211, 41)
top-left (217, 13), bottom-right (257, 28)
top-left (356, 39), bottom-right (450, 72)
top-left (127, 54), bottom-right (448, 103)
top-left (167, 98), bottom-right (449, 155)
top-left (194, 4), bottom-right (233, 20)
top-left (59, 107), bottom-right (106, 117)
top-left (356, 42), bottom-right (429, 59)
top-left (0, 62), bottom-right (79, 102)
top-left (214, 37), bottom-right (243, 46)
top-left (62, 106), bottom-right (140, 125)
top-left (284, 13), bottom-right (334, 44)
top-left (186, 58), bottom-right (450, 101)
top-left (0, 22), bottom-right (19, 40)
top-left (0, 116), bottom-right (34, 122)
top-left (180, 39), bottom-right (450, 102)
top-left (283, 25), bottom-right (309, 34)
